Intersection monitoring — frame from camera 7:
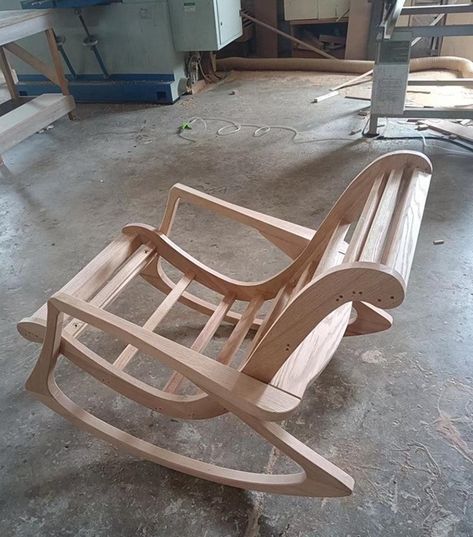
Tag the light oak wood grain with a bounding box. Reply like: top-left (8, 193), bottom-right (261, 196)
top-left (4, 41), bottom-right (59, 86)
top-left (19, 151), bottom-right (432, 497)
top-left (0, 9), bottom-right (75, 156)
top-left (0, 94), bottom-right (74, 155)
top-left (0, 10), bottom-right (53, 46)
top-left (0, 46), bottom-right (18, 100)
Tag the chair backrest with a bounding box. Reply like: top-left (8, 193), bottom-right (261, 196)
top-left (241, 151), bottom-right (432, 394)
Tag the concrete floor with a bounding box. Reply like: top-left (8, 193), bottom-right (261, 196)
top-left (1, 72), bottom-right (472, 537)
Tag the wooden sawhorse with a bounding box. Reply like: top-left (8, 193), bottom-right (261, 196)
top-left (0, 10), bottom-right (76, 163)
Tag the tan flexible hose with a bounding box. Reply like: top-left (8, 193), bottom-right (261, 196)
top-left (217, 56), bottom-right (473, 78)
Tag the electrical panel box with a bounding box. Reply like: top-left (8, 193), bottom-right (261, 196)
top-left (284, 0), bottom-right (350, 21)
top-left (169, 0), bottom-right (242, 51)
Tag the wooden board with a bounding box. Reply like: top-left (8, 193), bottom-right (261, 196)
top-left (254, 0), bottom-right (278, 58)
top-left (345, 0), bottom-right (372, 60)
top-left (441, 13), bottom-right (473, 62)
top-left (0, 93), bottom-right (75, 155)
top-left (0, 10), bottom-right (52, 46)
top-left (425, 119), bottom-right (473, 143)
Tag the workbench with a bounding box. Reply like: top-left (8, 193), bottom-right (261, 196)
top-left (0, 10), bottom-right (75, 161)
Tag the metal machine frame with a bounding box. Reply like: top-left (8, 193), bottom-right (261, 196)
top-left (368, 1), bottom-right (473, 136)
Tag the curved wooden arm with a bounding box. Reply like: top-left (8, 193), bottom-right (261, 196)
top-left (123, 223), bottom-right (281, 300)
top-left (161, 183), bottom-right (316, 258)
top-left (44, 293), bottom-right (300, 421)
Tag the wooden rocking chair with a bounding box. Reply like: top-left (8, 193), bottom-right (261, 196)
top-left (18, 150), bottom-right (432, 498)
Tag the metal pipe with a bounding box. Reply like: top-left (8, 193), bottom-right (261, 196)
top-left (53, 31), bottom-right (77, 79)
top-left (58, 46), bottom-right (77, 79)
top-left (401, 3), bottom-right (473, 15)
top-left (76, 11), bottom-right (109, 78)
top-left (410, 24), bottom-right (473, 38)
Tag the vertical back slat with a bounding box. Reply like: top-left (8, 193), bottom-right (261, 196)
top-left (359, 169), bottom-right (403, 264)
top-left (313, 223), bottom-right (350, 276)
top-left (344, 173), bottom-right (386, 263)
top-left (382, 170), bottom-right (431, 283)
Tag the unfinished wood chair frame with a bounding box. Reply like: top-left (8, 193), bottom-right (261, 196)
top-left (19, 150), bottom-right (433, 497)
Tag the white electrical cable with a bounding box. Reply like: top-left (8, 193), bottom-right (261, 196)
top-left (178, 116), bottom-right (354, 144)
top-left (178, 116), bottom-right (473, 156)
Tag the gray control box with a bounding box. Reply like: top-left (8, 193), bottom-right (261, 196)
top-left (168, 0), bottom-right (242, 51)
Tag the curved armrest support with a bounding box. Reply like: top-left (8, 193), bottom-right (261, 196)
top-left (123, 223), bottom-right (279, 300)
top-left (43, 293), bottom-right (300, 421)
top-left (161, 183), bottom-right (315, 258)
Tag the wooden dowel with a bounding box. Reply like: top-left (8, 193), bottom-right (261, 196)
top-left (246, 284), bottom-right (291, 354)
top-left (291, 265), bottom-right (313, 296)
top-left (382, 170), bottom-right (430, 284)
top-left (241, 12), bottom-right (337, 60)
top-left (331, 69), bottom-right (373, 92)
top-left (313, 224), bottom-right (350, 277)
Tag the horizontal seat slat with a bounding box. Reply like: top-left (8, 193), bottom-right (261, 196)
top-left (114, 272), bottom-right (194, 370)
top-left (215, 295), bottom-right (265, 365)
top-left (163, 294), bottom-right (236, 393)
top-left (33, 233), bottom-right (143, 324)
top-left (66, 243), bottom-right (155, 338)
top-left (166, 294), bottom-right (265, 395)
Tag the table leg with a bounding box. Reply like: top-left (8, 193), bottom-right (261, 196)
top-left (0, 46), bottom-right (19, 102)
top-left (45, 29), bottom-right (75, 120)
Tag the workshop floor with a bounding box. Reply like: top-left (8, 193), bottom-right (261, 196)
top-left (1, 72), bottom-right (472, 537)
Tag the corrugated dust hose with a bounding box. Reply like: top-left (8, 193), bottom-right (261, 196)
top-left (217, 56), bottom-right (473, 78)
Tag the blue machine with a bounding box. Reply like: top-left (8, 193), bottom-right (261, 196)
top-left (5, 0), bottom-right (188, 103)
top-left (5, 0), bottom-right (242, 104)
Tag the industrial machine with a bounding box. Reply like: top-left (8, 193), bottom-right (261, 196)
top-left (2, 0), bottom-right (242, 103)
top-left (368, 0), bottom-right (473, 135)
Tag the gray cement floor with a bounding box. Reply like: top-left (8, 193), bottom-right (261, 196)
top-left (1, 72), bottom-right (472, 537)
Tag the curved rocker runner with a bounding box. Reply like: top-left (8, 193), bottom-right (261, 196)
top-left (18, 151), bottom-right (433, 497)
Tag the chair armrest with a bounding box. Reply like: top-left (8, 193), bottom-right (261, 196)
top-left (160, 183), bottom-right (315, 259)
top-left (49, 293), bottom-right (300, 421)
top-left (123, 223), bottom-right (279, 300)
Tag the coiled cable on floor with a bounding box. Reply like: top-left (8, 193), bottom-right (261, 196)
top-left (178, 116), bottom-right (353, 144)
